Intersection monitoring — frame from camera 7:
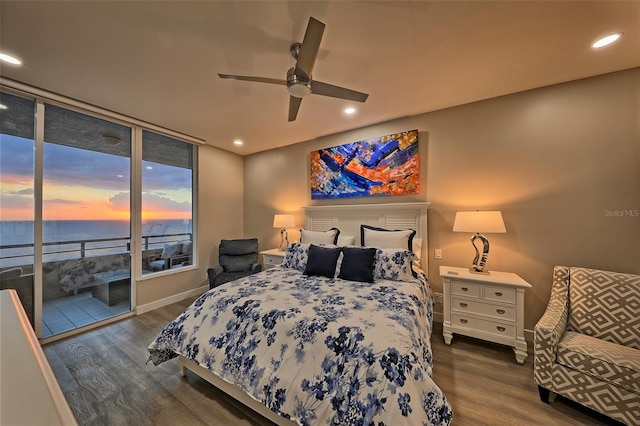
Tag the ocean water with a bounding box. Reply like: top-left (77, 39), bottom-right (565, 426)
top-left (0, 219), bottom-right (192, 268)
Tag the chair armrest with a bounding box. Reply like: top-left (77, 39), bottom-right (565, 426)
top-left (534, 266), bottom-right (570, 388)
top-left (251, 263), bottom-right (262, 274)
top-left (207, 265), bottom-right (224, 289)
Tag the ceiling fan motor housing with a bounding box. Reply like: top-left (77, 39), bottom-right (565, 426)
top-left (287, 67), bottom-right (312, 98)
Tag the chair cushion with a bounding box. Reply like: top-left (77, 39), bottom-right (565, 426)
top-left (220, 254), bottom-right (257, 272)
top-left (219, 238), bottom-right (258, 256)
top-left (557, 331), bottom-right (640, 394)
top-left (567, 267), bottom-right (640, 349)
top-left (161, 242), bottom-right (182, 260)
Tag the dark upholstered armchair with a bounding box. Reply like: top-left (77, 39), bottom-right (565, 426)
top-left (207, 238), bottom-right (262, 289)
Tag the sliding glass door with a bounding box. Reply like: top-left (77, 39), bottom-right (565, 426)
top-left (40, 104), bottom-right (132, 337)
top-left (0, 91), bottom-right (36, 327)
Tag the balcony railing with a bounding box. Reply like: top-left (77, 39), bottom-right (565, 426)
top-left (0, 233), bottom-right (192, 269)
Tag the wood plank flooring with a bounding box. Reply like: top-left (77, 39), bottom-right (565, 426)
top-left (44, 297), bottom-right (623, 426)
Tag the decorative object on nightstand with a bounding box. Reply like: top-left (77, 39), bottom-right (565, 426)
top-left (453, 210), bottom-right (506, 274)
top-left (260, 248), bottom-right (287, 269)
top-left (273, 214), bottom-right (295, 251)
top-left (440, 265), bottom-right (531, 364)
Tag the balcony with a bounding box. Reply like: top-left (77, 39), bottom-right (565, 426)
top-left (0, 232), bottom-right (192, 338)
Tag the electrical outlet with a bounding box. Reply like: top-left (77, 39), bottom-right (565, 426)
top-left (434, 292), bottom-right (444, 304)
top-left (434, 248), bottom-right (442, 260)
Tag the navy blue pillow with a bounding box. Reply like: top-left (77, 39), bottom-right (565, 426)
top-left (303, 244), bottom-right (342, 278)
top-left (338, 247), bottom-right (377, 283)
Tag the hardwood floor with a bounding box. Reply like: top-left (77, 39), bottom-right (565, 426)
top-left (44, 297), bottom-right (622, 426)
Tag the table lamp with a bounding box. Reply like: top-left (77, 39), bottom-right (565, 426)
top-left (273, 214), bottom-right (295, 251)
top-left (453, 211), bottom-right (506, 274)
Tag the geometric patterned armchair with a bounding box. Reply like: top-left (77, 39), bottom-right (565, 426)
top-left (534, 266), bottom-right (640, 425)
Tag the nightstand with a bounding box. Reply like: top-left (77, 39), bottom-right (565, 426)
top-left (440, 266), bottom-right (532, 364)
top-left (260, 248), bottom-right (286, 269)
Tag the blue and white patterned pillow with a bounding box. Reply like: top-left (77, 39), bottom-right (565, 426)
top-left (281, 243), bottom-right (309, 271)
top-left (374, 248), bottom-right (417, 282)
top-left (281, 243), bottom-right (339, 272)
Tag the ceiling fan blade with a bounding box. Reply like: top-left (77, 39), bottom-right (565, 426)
top-left (295, 17), bottom-right (325, 79)
top-left (311, 80), bottom-right (369, 102)
top-left (288, 96), bottom-right (303, 122)
top-left (218, 73), bottom-right (286, 85)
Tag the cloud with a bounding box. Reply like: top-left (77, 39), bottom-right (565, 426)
top-left (108, 192), bottom-right (130, 211)
top-left (0, 193), bottom-right (33, 209)
top-left (143, 192), bottom-right (192, 212)
top-left (13, 188), bottom-right (34, 195)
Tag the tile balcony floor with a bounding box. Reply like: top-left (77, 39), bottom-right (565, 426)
top-left (42, 291), bottom-right (130, 338)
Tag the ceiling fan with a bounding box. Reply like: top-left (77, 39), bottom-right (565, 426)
top-left (219, 17), bottom-right (369, 122)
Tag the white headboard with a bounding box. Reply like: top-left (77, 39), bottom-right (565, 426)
top-left (303, 202), bottom-right (430, 270)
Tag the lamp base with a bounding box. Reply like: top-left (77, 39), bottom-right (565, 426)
top-left (279, 228), bottom-right (289, 251)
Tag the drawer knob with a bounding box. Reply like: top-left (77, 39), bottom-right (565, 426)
top-left (460, 319), bottom-right (468, 324)
top-left (461, 287), bottom-right (469, 292)
top-left (495, 292), bottom-right (503, 297)
top-left (459, 302), bottom-right (468, 308)
top-left (497, 326), bottom-right (506, 332)
top-left (496, 309), bottom-right (506, 315)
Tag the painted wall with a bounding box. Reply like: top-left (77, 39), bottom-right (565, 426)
top-left (244, 68), bottom-right (640, 331)
top-left (137, 144), bottom-right (244, 305)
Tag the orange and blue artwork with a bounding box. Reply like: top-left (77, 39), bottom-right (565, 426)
top-left (310, 129), bottom-right (419, 199)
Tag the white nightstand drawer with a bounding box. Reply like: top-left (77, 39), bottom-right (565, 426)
top-left (451, 297), bottom-right (516, 321)
top-left (451, 313), bottom-right (516, 339)
top-left (483, 286), bottom-right (516, 304)
top-left (263, 254), bottom-right (283, 266)
top-left (451, 281), bottom-right (481, 298)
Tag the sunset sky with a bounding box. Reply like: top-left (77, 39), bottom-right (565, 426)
top-left (0, 134), bottom-right (192, 221)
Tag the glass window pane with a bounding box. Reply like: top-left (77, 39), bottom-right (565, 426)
top-left (141, 130), bottom-right (194, 273)
top-left (0, 91), bottom-right (35, 326)
top-left (42, 104), bottom-right (132, 337)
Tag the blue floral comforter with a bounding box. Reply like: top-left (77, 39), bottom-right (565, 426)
top-left (148, 267), bottom-right (453, 425)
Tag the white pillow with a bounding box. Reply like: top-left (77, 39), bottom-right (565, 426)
top-left (412, 238), bottom-right (423, 261)
top-left (361, 225), bottom-right (416, 251)
top-left (300, 228), bottom-right (340, 245)
top-left (337, 235), bottom-right (356, 246)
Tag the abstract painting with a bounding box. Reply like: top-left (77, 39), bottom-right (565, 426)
top-left (310, 129), bottom-right (419, 199)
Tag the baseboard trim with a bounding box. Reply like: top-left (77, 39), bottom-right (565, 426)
top-left (136, 285), bottom-right (208, 315)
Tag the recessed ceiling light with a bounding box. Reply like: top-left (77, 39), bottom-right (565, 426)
top-left (344, 107), bottom-right (356, 115)
top-left (0, 53), bottom-right (22, 65)
top-left (233, 139), bottom-right (244, 146)
top-left (592, 33), bottom-right (622, 49)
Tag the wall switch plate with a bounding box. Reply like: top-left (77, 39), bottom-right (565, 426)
top-left (434, 248), bottom-right (442, 260)
top-left (434, 292), bottom-right (444, 304)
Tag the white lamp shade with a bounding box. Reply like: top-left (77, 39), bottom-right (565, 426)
top-left (453, 211), bottom-right (506, 233)
top-left (273, 214), bottom-right (295, 228)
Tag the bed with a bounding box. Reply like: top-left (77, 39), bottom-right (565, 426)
top-left (148, 203), bottom-right (453, 425)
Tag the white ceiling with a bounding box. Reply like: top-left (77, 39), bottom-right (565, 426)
top-left (1, 1), bottom-right (638, 155)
